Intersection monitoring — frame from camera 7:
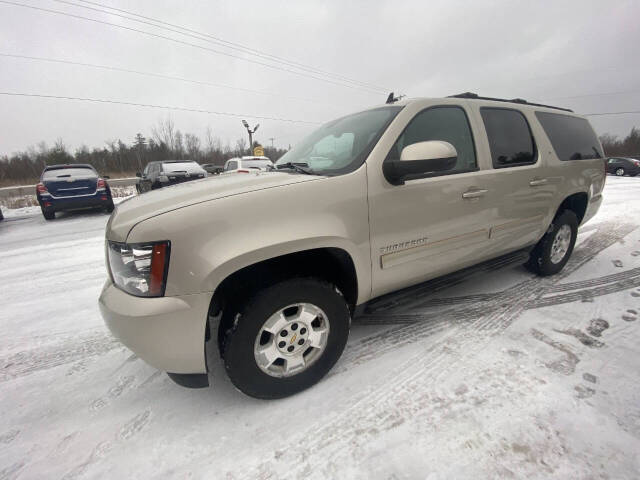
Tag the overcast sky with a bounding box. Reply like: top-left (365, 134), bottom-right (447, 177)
top-left (1, 0), bottom-right (639, 156)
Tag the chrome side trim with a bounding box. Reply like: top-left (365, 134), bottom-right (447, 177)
top-left (42, 189), bottom-right (102, 199)
top-left (380, 228), bottom-right (489, 269)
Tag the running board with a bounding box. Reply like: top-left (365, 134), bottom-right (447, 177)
top-left (360, 247), bottom-right (532, 316)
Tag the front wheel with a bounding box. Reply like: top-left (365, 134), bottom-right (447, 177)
top-left (222, 278), bottom-right (350, 399)
top-left (525, 210), bottom-right (578, 276)
top-left (615, 167), bottom-right (625, 176)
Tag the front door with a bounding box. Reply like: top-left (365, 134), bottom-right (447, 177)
top-left (368, 104), bottom-right (494, 298)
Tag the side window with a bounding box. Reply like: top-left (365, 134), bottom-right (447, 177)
top-left (386, 106), bottom-right (477, 175)
top-left (227, 160), bottom-right (238, 170)
top-left (535, 112), bottom-right (602, 161)
top-left (480, 108), bottom-right (536, 168)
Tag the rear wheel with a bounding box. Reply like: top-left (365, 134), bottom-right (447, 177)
top-left (41, 207), bottom-right (55, 220)
top-left (525, 210), bottom-right (578, 276)
top-left (222, 278), bottom-right (350, 399)
top-left (615, 167), bottom-right (625, 176)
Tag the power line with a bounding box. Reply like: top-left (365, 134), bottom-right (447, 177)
top-left (53, 0), bottom-right (390, 93)
top-left (541, 89), bottom-right (640, 101)
top-left (0, 53), bottom-right (337, 107)
top-left (0, 0), bottom-right (386, 95)
top-left (0, 91), bottom-right (323, 124)
top-left (584, 111), bottom-right (640, 117)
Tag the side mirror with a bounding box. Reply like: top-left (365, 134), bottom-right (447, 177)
top-left (136, 172), bottom-right (142, 177)
top-left (383, 140), bottom-right (457, 185)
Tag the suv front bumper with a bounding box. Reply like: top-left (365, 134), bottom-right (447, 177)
top-left (98, 280), bottom-right (211, 374)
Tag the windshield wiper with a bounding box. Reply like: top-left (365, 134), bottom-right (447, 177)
top-left (274, 162), bottom-right (316, 175)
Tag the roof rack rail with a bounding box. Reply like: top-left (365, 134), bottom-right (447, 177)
top-left (448, 92), bottom-right (573, 113)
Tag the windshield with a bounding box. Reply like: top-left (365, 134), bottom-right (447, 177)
top-left (275, 106), bottom-right (402, 175)
top-left (42, 167), bottom-right (96, 180)
top-left (242, 160), bottom-right (272, 169)
top-left (162, 161), bottom-right (204, 173)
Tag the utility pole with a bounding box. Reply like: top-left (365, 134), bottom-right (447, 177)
top-left (268, 137), bottom-right (275, 148)
top-left (242, 120), bottom-right (260, 155)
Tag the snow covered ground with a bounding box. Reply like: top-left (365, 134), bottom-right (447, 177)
top-left (1, 176), bottom-right (640, 479)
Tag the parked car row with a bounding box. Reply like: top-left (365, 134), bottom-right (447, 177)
top-left (26, 158), bottom-right (274, 221)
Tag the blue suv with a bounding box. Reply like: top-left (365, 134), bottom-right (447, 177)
top-left (36, 164), bottom-right (114, 220)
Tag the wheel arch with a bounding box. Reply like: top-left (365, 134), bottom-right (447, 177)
top-left (555, 191), bottom-right (588, 224)
top-left (207, 245), bottom-right (360, 355)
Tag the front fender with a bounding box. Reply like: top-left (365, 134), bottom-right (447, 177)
top-left (126, 168), bottom-right (372, 303)
top-left (203, 236), bottom-right (368, 303)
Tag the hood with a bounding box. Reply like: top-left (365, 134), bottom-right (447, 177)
top-left (107, 171), bottom-right (322, 242)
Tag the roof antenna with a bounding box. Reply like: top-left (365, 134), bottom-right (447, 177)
top-left (386, 92), bottom-right (405, 104)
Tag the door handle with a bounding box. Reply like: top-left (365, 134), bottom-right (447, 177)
top-left (529, 178), bottom-right (548, 187)
top-left (462, 189), bottom-right (488, 199)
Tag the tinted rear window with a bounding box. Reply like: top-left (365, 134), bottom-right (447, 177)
top-left (480, 108), bottom-right (536, 168)
top-left (161, 162), bottom-right (204, 173)
top-left (43, 167), bottom-right (96, 179)
top-left (535, 112), bottom-right (602, 161)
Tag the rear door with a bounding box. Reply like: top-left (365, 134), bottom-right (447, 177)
top-left (469, 106), bottom-right (553, 258)
top-left (368, 103), bottom-right (495, 298)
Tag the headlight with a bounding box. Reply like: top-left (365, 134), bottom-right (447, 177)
top-left (107, 240), bottom-right (170, 297)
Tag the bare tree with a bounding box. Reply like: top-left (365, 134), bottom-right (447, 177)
top-left (174, 130), bottom-right (184, 158)
top-left (185, 133), bottom-right (201, 160)
top-left (205, 126), bottom-right (215, 154)
top-left (235, 138), bottom-right (247, 157)
top-left (152, 118), bottom-right (176, 151)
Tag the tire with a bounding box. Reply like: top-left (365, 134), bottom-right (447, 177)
top-left (615, 167), bottom-right (625, 176)
top-left (41, 207), bottom-right (55, 220)
top-left (525, 210), bottom-right (578, 276)
top-left (222, 278), bottom-right (350, 399)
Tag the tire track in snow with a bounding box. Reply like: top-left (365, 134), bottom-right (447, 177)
top-left (406, 266), bottom-right (640, 309)
top-left (0, 331), bottom-right (121, 383)
top-left (236, 220), bottom-right (636, 479)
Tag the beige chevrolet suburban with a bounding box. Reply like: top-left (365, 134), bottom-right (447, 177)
top-left (99, 93), bottom-right (605, 399)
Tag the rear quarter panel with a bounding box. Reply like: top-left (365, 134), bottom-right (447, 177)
top-left (528, 110), bottom-right (605, 226)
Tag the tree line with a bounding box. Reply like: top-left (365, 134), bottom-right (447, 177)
top-left (599, 127), bottom-right (640, 158)
top-left (2, 121), bottom-right (640, 187)
top-left (0, 118), bottom-right (289, 186)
